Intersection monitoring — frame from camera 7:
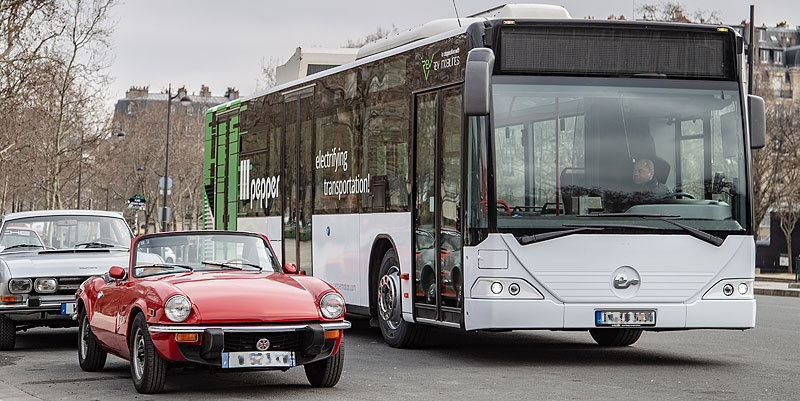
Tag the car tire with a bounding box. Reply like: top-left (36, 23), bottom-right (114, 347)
top-left (304, 343), bottom-right (344, 387)
top-left (130, 313), bottom-right (167, 394)
top-left (78, 312), bottom-right (107, 371)
top-left (0, 315), bottom-right (15, 351)
top-left (589, 328), bottom-right (643, 346)
top-left (377, 249), bottom-right (429, 348)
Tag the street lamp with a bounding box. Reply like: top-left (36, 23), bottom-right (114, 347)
top-left (161, 84), bottom-right (191, 232)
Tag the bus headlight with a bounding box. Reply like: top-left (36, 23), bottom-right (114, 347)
top-left (471, 278), bottom-right (544, 299)
top-left (702, 279), bottom-right (753, 300)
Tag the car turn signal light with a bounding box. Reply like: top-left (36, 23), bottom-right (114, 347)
top-left (324, 330), bottom-right (340, 340)
top-left (175, 333), bottom-right (200, 343)
top-left (1, 295), bottom-right (23, 303)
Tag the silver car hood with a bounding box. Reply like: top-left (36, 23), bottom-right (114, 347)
top-left (0, 249), bottom-right (129, 278)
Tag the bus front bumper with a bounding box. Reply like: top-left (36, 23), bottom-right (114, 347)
top-left (463, 298), bottom-right (756, 331)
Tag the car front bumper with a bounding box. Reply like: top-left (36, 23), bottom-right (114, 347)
top-left (0, 296), bottom-right (77, 324)
top-left (147, 321), bottom-right (351, 367)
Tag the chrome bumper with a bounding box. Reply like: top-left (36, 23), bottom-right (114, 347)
top-left (148, 321), bottom-right (352, 333)
top-left (0, 302), bottom-right (70, 313)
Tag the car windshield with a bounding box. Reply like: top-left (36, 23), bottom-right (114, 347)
top-left (132, 232), bottom-right (281, 277)
top-left (0, 227), bottom-right (46, 253)
top-left (491, 77), bottom-right (748, 236)
top-left (0, 215), bottom-right (131, 251)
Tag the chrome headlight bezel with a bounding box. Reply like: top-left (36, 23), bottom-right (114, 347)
top-left (164, 295), bottom-right (192, 322)
top-left (319, 292), bottom-right (345, 320)
top-left (34, 278), bottom-right (57, 294)
top-left (9, 278), bottom-right (32, 294)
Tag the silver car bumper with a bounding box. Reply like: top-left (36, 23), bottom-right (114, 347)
top-left (148, 321), bottom-right (352, 333)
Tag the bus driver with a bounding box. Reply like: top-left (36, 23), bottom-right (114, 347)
top-left (632, 158), bottom-right (671, 197)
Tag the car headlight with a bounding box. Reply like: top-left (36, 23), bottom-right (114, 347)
top-left (9, 278), bottom-right (32, 294)
top-left (34, 278), bottom-right (57, 294)
top-left (164, 295), bottom-right (192, 322)
top-left (319, 292), bottom-right (344, 319)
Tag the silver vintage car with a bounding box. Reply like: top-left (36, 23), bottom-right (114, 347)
top-left (0, 210), bottom-right (132, 350)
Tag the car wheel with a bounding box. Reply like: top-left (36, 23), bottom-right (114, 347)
top-left (589, 328), bottom-right (643, 346)
top-left (78, 312), bottom-right (107, 371)
top-left (130, 313), bottom-right (167, 394)
top-left (0, 315), bottom-right (15, 351)
top-left (377, 249), bottom-right (428, 348)
top-left (304, 343), bottom-right (344, 387)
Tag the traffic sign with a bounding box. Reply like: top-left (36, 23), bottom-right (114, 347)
top-left (127, 194), bottom-right (147, 210)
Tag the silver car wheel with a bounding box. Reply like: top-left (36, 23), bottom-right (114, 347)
top-left (133, 328), bottom-right (146, 380)
top-left (79, 317), bottom-right (89, 360)
top-left (378, 265), bottom-right (401, 330)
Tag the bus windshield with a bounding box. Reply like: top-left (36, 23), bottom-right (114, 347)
top-left (491, 77), bottom-right (748, 235)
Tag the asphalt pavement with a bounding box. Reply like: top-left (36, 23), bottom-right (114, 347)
top-left (1, 295), bottom-right (798, 400)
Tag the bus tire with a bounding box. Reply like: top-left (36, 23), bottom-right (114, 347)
top-left (589, 328), bottom-right (643, 346)
top-left (0, 315), bottom-right (15, 351)
top-left (376, 249), bottom-right (428, 348)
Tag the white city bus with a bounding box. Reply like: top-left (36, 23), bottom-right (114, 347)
top-left (203, 4), bottom-right (766, 347)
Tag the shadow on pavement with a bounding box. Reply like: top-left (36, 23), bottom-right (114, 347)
top-left (11, 328), bottom-right (78, 351)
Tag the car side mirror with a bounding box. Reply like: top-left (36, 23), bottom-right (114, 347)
top-left (282, 263), bottom-right (298, 274)
top-left (748, 94), bottom-right (766, 149)
top-left (109, 266), bottom-right (126, 281)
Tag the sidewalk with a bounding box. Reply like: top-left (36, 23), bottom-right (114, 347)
top-left (754, 272), bottom-right (800, 297)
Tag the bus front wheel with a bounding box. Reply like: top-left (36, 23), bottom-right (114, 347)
top-left (589, 328), bottom-right (643, 346)
top-left (376, 249), bottom-right (428, 348)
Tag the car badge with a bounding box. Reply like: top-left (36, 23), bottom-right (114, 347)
top-left (256, 338), bottom-right (270, 351)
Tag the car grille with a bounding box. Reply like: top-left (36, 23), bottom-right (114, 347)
top-left (224, 331), bottom-right (304, 352)
top-left (54, 277), bottom-right (90, 295)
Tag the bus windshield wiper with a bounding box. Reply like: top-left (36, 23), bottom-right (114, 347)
top-left (517, 226), bottom-right (604, 245)
top-left (578, 213), bottom-right (724, 246)
top-left (202, 261), bottom-right (262, 271)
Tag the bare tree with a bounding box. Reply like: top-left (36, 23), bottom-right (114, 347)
top-left (637, 2), bottom-right (720, 24)
top-left (344, 25), bottom-right (397, 48)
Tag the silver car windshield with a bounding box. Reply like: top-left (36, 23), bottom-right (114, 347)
top-left (0, 215), bottom-right (132, 251)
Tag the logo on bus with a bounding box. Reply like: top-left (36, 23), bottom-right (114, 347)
top-left (418, 48), bottom-right (461, 81)
top-left (239, 159), bottom-right (280, 209)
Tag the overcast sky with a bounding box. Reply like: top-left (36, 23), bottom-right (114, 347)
top-left (107, 0), bottom-right (799, 107)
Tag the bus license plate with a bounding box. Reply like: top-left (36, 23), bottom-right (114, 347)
top-left (595, 310), bottom-right (655, 327)
top-left (61, 302), bottom-right (76, 315)
top-left (221, 351), bottom-right (295, 369)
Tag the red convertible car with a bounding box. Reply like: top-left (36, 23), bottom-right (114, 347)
top-left (75, 231), bottom-right (349, 394)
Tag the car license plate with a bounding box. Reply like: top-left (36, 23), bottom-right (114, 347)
top-left (221, 351), bottom-right (295, 369)
top-left (61, 302), bottom-right (76, 315)
top-left (595, 310), bottom-right (655, 327)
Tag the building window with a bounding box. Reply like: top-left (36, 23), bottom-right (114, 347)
top-left (774, 50), bottom-right (783, 64)
top-left (760, 49), bottom-right (770, 63)
top-left (759, 29), bottom-right (766, 41)
top-left (757, 212), bottom-right (771, 244)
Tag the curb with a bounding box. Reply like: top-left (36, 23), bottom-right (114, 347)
top-left (754, 288), bottom-right (800, 297)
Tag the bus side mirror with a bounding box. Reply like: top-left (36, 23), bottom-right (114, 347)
top-left (464, 48), bottom-right (495, 116)
top-left (748, 95), bottom-right (766, 149)
top-left (283, 263), bottom-right (298, 274)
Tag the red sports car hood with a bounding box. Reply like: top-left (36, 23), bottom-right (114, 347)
top-left (156, 271), bottom-right (324, 323)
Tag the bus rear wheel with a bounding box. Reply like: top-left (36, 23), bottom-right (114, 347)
top-left (376, 249), bottom-right (428, 348)
top-left (589, 328), bottom-right (643, 346)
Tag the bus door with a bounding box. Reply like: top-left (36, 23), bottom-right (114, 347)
top-left (282, 87), bottom-right (314, 274)
top-left (210, 108), bottom-right (239, 230)
top-left (413, 85), bottom-right (463, 326)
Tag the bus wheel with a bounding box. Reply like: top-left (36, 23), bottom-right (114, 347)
top-left (589, 328), bottom-right (643, 346)
top-left (377, 249), bottom-right (428, 348)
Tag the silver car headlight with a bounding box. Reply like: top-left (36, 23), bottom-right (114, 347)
top-left (9, 278), bottom-right (32, 294)
top-left (164, 295), bottom-right (192, 322)
top-left (34, 278), bottom-right (57, 294)
top-left (319, 292), bottom-right (344, 319)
